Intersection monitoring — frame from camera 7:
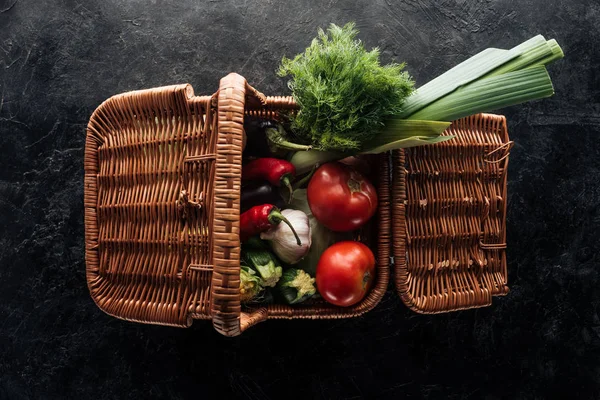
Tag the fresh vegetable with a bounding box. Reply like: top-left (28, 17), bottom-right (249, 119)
top-left (316, 241), bottom-right (375, 307)
top-left (240, 204), bottom-right (301, 245)
top-left (240, 264), bottom-right (264, 303)
top-left (408, 66), bottom-right (554, 122)
top-left (243, 239), bottom-right (283, 287)
top-left (260, 209), bottom-right (311, 264)
top-left (290, 189), bottom-right (352, 276)
top-left (396, 35), bottom-right (564, 121)
top-left (307, 162), bottom-right (377, 232)
top-left (241, 182), bottom-right (286, 212)
top-left (237, 23), bottom-right (565, 309)
top-left (274, 268), bottom-right (316, 304)
top-left (277, 22), bottom-right (414, 152)
top-left (289, 120), bottom-right (452, 175)
top-left (245, 254), bottom-right (282, 287)
top-left (281, 24), bottom-right (563, 174)
top-left (243, 158), bottom-right (296, 202)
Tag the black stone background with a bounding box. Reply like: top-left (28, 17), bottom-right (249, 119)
top-left (1, 0), bottom-right (599, 398)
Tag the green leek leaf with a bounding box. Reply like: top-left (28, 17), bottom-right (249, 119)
top-left (529, 39), bottom-right (565, 68)
top-left (396, 36), bottom-right (549, 118)
top-left (290, 120), bottom-right (452, 170)
top-left (367, 119), bottom-right (451, 144)
top-left (361, 135), bottom-right (454, 154)
top-left (397, 35), bottom-right (558, 119)
top-left (409, 66), bottom-right (554, 122)
top-left (483, 38), bottom-right (562, 78)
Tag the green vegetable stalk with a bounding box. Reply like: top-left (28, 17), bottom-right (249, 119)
top-left (289, 120), bottom-right (452, 174)
top-left (274, 269), bottom-right (316, 305)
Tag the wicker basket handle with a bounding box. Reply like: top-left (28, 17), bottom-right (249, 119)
top-left (210, 73), bottom-right (271, 336)
top-left (244, 82), bottom-right (267, 108)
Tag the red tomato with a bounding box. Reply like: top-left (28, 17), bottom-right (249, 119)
top-left (316, 241), bottom-right (376, 307)
top-left (307, 162), bottom-right (377, 232)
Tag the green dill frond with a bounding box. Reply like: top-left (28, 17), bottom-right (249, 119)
top-left (278, 22), bottom-right (414, 152)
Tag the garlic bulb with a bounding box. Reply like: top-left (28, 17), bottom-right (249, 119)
top-left (260, 209), bottom-right (311, 264)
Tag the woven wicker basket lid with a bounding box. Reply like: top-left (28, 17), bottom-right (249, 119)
top-left (84, 73), bottom-right (509, 334)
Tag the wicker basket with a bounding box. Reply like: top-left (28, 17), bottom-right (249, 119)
top-left (392, 114), bottom-right (511, 313)
top-left (84, 73), bottom-right (510, 336)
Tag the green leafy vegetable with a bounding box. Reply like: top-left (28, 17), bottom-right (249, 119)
top-left (284, 28), bottom-right (563, 174)
top-left (394, 46), bottom-right (522, 119)
top-left (278, 22), bottom-right (414, 152)
top-left (395, 35), bottom-right (561, 119)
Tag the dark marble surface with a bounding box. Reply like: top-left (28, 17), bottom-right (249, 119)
top-left (1, 0), bottom-right (599, 398)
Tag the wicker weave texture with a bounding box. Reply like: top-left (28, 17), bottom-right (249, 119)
top-left (393, 113), bottom-right (511, 313)
top-left (84, 74), bottom-right (391, 336)
top-left (84, 73), bottom-right (511, 336)
top-left (85, 84), bottom-right (216, 327)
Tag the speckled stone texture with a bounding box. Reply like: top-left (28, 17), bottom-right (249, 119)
top-left (1, 0), bottom-right (598, 398)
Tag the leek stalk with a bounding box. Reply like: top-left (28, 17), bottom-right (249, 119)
top-left (409, 66), bottom-right (555, 122)
top-left (289, 34), bottom-right (564, 174)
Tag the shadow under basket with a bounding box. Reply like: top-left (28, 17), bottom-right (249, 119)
top-left (84, 73), bottom-right (510, 337)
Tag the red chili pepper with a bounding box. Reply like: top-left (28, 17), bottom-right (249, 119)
top-left (242, 158), bottom-right (296, 202)
top-left (239, 204), bottom-right (301, 245)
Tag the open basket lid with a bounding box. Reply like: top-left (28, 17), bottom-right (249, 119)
top-left (391, 114), bottom-right (512, 313)
top-left (84, 75), bottom-right (265, 329)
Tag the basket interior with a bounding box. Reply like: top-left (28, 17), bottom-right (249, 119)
top-left (236, 101), bottom-right (391, 322)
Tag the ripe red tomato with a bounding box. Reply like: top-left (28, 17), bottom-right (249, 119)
top-left (316, 241), bottom-right (376, 307)
top-left (307, 162), bottom-right (377, 232)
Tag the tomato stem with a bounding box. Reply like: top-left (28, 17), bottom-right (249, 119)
top-left (347, 178), bottom-right (362, 193)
